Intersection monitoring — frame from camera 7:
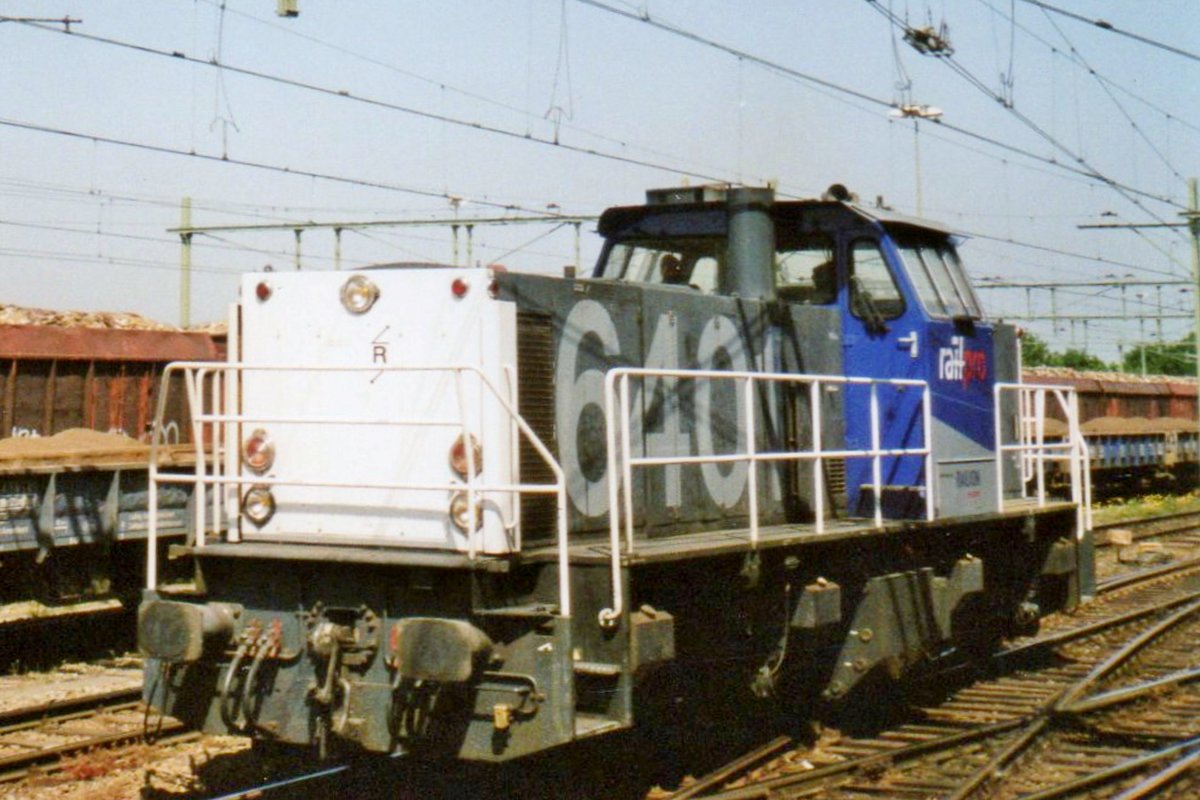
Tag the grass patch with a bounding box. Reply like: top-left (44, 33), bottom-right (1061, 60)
top-left (1092, 489), bottom-right (1200, 525)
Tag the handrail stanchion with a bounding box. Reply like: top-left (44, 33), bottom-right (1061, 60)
top-left (146, 368), bottom-right (168, 592)
top-left (1021, 386), bottom-right (1034, 484)
top-left (1035, 389), bottom-right (1047, 505)
top-left (621, 374), bottom-right (635, 556)
top-left (869, 382), bottom-right (883, 528)
top-left (187, 369), bottom-right (207, 548)
top-left (811, 380), bottom-right (825, 535)
top-left (210, 370), bottom-right (222, 543)
top-left (225, 365), bottom-right (240, 543)
top-left (224, 324), bottom-right (240, 544)
top-left (1077, 386), bottom-right (1092, 531)
top-left (503, 363), bottom-right (522, 548)
top-left (601, 370), bottom-right (624, 627)
top-left (147, 452), bottom-right (158, 590)
top-left (1065, 389), bottom-right (1087, 535)
top-left (1082, 437), bottom-right (1093, 531)
top-left (922, 384), bottom-right (934, 521)
top-left (745, 376), bottom-right (759, 549)
top-left (994, 383), bottom-right (1006, 509)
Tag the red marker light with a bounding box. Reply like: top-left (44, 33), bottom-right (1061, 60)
top-left (242, 428), bottom-right (275, 474)
top-left (449, 433), bottom-right (483, 477)
top-left (256, 281), bottom-right (272, 302)
top-left (451, 278), bottom-right (469, 299)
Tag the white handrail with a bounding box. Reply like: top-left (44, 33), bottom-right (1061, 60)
top-left (993, 382), bottom-right (1093, 534)
top-left (601, 367), bottom-right (933, 626)
top-left (147, 361), bottom-right (570, 617)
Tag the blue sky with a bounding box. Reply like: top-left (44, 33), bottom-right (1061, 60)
top-left (2, 1), bottom-right (1197, 362)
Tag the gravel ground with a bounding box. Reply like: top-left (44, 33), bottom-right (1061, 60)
top-left (0, 659), bottom-right (255, 800)
top-left (0, 660), bottom-right (141, 714)
top-left (2, 736), bottom-right (254, 800)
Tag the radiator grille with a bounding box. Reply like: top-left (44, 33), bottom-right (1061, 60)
top-left (517, 313), bottom-right (558, 541)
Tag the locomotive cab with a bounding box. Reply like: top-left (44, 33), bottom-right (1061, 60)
top-left (592, 186), bottom-right (1010, 523)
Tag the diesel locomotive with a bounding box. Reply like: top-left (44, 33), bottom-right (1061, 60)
top-left (138, 185), bottom-right (1093, 761)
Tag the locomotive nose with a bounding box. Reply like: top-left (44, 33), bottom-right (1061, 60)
top-left (138, 599), bottom-right (240, 662)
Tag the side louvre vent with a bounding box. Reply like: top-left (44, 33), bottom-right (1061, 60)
top-left (517, 313), bottom-right (558, 541)
top-left (825, 457), bottom-right (847, 514)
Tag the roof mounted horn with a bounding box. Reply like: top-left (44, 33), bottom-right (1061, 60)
top-left (822, 183), bottom-right (856, 203)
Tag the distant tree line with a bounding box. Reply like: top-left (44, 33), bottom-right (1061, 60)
top-left (1021, 331), bottom-right (1197, 377)
top-left (1021, 332), bottom-right (1112, 371)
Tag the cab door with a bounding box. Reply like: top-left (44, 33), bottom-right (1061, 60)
top-left (840, 234), bottom-right (929, 518)
top-left (894, 235), bottom-right (996, 518)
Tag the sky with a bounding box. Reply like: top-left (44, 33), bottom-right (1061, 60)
top-left (2, 1), bottom-right (1198, 363)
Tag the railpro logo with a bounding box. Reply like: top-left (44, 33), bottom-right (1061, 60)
top-left (938, 336), bottom-right (987, 387)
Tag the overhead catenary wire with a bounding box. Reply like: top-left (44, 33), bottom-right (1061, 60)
top-left (861, 0), bottom-right (1190, 235)
top-left (345, 227), bottom-right (440, 264)
top-left (1013, 0), bottom-right (1200, 65)
top-left (4, 7), bottom-right (1190, 358)
top-left (1022, 3), bottom-right (1187, 185)
top-left (574, 0), bottom-right (1184, 213)
top-left (972, 0), bottom-right (1200, 139)
top-left (7, 110), bottom-right (1174, 294)
top-left (0, 245), bottom-right (238, 275)
top-left (190, 0), bottom-right (707, 173)
top-left (0, 218), bottom-right (361, 266)
top-left (0, 175), bottom-right (542, 226)
top-left (10, 13), bottom-right (1187, 217)
top-left (10, 20), bottom-right (766, 196)
top-left (963, 228), bottom-right (1184, 279)
top-left (0, 116), bottom-right (568, 219)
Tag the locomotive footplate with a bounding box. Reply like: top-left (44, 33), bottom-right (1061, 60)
top-left (521, 499), bottom-right (1086, 572)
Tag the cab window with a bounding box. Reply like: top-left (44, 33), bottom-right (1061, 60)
top-left (776, 233), bottom-right (836, 304)
top-left (602, 238), bottom-right (723, 292)
top-left (894, 235), bottom-right (983, 319)
top-left (849, 239), bottom-right (905, 323)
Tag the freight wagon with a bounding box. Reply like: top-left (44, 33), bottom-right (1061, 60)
top-left (1023, 367), bottom-right (1199, 491)
top-left (0, 320), bottom-right (216, 609)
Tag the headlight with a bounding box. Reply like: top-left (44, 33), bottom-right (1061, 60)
top-left (449, 491), bottom-right (481, 532)
top-left (340, 275), bottom-right (380, 314)
top-left (242, 486), bottom-right (276, 527)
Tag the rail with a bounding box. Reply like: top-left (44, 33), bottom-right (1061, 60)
top-left (145, 361), bottom-right (570, 614)
top-left (994, 381), bottom-right (1092, 533)
top-left (601, 368), bottom-right (933, 626)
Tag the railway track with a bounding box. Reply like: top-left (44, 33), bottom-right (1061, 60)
top-left (0, 684), bottom-right (192, 784)
top-left (1093, 508), bottom-right (1200, 585)
top-left (672, 517), bottom-right (1200, 800)
top-left (198, 514), bottom-right (1200, 800)
top-left (3, 508), bottom-right (1198, 798)
top-left (1092, 508), bottom-right (1200, 538)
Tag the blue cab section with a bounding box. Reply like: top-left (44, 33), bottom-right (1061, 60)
top-left (829, 210), bottom-right (995, 519)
